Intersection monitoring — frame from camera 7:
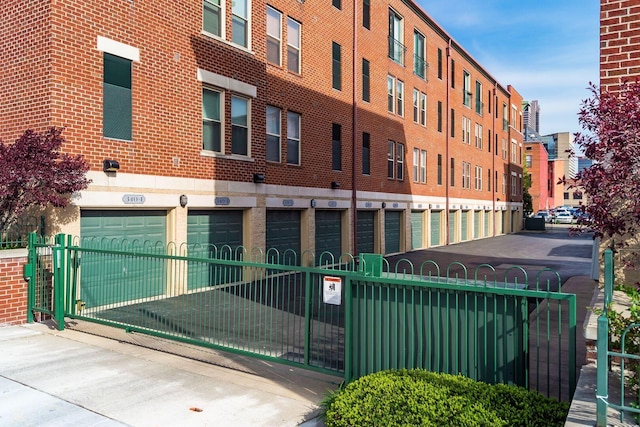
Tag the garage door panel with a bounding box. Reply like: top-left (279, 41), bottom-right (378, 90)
top-left (357, 211), bottom-right (375, 255)
top-left (315, 210), bottom-right (341, 265)
top-left (266, 210), bottom-right (301, 264)
top-left (411, 211), bottom-right (423, 250)
top-left (384, 211), bottom-right (401, 254)
top-left (430, 211), bottom-right (441, 247)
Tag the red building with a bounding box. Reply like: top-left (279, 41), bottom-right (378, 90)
top-left (1, 0), bottom-right (524, 265)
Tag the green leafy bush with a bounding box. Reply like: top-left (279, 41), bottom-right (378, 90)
top-left (321, 369), bottom-right (569, 427)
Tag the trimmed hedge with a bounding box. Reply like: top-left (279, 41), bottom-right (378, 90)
top-left (321, 369), bottom-right (569, 427)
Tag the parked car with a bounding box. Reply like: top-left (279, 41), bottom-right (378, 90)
top-left (534, 211), bottom-right (552, 223)
top-left (554, 211), bottom-right (574, 224)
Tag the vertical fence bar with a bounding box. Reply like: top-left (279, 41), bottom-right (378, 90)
top-left (568, 294), bottom-right (577, 399)
top-left (304, 270), bottom-right (312, 367)
top-left (596, 248), bottom-right (614, 426)
top-left (53, 233), bottom-right (66, 331)
top-left (26, 232), bottom-right (38, 323)
top-left (344, 276), bottom-right (352, 382)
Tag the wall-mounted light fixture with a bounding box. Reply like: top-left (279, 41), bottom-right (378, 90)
top-left (310, 199), bottom-right (317, 208)
top-left (331, 181), bottom-right (340, 189)
top-left (381, 202), bottom-right (386, 209)
top-left (253, 173), bottom-right (265, 183)
top-left (103, 159), bottom-right (120, 173)
top-left (428, 204), bottom-right (432, 209)
top-left (179, 194), bottom-right (188, 208)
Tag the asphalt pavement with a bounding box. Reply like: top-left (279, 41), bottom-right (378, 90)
top-left (0, 225), bottom-right (606, 426)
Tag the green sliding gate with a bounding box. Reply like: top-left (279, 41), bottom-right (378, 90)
top-left (25, 233), bottom-right (578, 400)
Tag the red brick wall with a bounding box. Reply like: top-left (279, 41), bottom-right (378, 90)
top-left (601, 0), bottom-right (640, 91)
top-left (0, 253), bottom-right (28, 326)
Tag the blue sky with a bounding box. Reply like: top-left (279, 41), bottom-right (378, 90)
top-left (417, 0), bottom-right (600, 136)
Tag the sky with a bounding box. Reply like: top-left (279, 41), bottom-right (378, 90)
top-left (417, 0), bottom-right (600, 136)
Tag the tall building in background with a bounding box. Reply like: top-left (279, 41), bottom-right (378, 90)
top-left (522, 100), bottom-right (540, 141)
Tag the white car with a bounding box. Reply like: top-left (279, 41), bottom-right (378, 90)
top-left (554, 211), bottom-right (573, 224)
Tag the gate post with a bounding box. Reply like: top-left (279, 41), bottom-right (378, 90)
top-left (596, 248), bottom-right (614, 426)
top-left (25, 232), bottom-right (38, 323)
top-left (52, 233), bottom-right (66, 331)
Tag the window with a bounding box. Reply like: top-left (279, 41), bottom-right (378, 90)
top-left (362, 132), bottom-right (370, 175)
top-left (451, 59), bottom-right (455, 88)
top-left (437, 101), bottom-right (442, 132)
top-left (414, 30), bottom-right (426, 79)
top-left (511, 139), bottom-right (518, 163)
top-left (396, 143), bottom-right (404, 180)
top-left (487, 90), bottom-right (492, 114)
top-left (413, 148), bottom-right (419, 182)
top-left (266, 7), bottom-right (281, 65)
top-left (388, 141), bottom-right (403, 180)
top-left (413, 89), bottom-right (419, 123)
top-left (502, 103), bottom-right (508, 131)
top-left (332, 123), bottom-right (341, 171)
top-left (502, 173), bottom-right (507, 194)
top-left (287, 18), bottom-right (301, 73)
top-left (232, 0), bottom-right (249, 48)
top-left (362, 59), bottom-right (370, 102)
top-left (388, 9), bottom-right (405, 65)
top-left (461, 116), bottom-right (470, 144)
top-left (488, 129), bottom-right (491, 152)
top-left (266, 105), bottom-right (281, 162)
top-left (475, 81), bottom-right (483, 114)
top-left (450, 158), bottom-right (455, 187)
top-left (450, 108), bottom-right (455, 138)
top-left (475, 123), bottom-right (483, 149)
top-left (574, 191), bottom-right (583, 200)
top-left (462, 161), bottom-right (471, 189)
top-left (437, 154), bottom-right (442, 185)
top-left (525, 154), bottom-right (532, 168)
top-left (103, 53), bottom-right (132, 140)
top-left (287, 111), bottom-right (300, 164)
top-left (487, 169), bottom-right (491, 192)
top-left (474, 165), bottom-right (482, 190)
top-left (437, 48), bottom-right (442, 79)
top-left (202, 88), bottom-right (221, 152)
top-left (387, 141), bottom-right (395, 179)
top-left (332, 42), bottom-right (341, 90)
top-left (512, 104), bottom-right (518, 128)
top-left (414, 149), bottom-right (426, 183)
top-left (387, 75), bottom-right (395, 113)
top-left (396, 80), bottom-right (404, 117)
top-left (418, 93), bottom-right (427, 126)
top-left (511, 173), bottom-right (517, 196)
top-left (203, 0), bottom-right (223, 37)
top-left (564, 192), bottom-right (570, 200)
top-left (363, 0), bottom-right (370, 29)
top-left (332, 0), bottom-right (341, 10)
top-left (231, 96), bottom-right (249, 155)
top-left (463, 70), bottom-right (471, 107)
top-left (502, 138), bottom-right (507, 159)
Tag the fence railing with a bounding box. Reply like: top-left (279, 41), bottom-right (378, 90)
top-left (596, 249), bottom-right (640, 425)
top-left (1, 215), bottom-right (45, 249)
top-left (26, 233), bottom-right (578, 400)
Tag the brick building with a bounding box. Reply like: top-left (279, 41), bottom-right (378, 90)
top-left (600, 0), bottom-right (640, 91)
top-left (1, 0), bottom-right (524, 274)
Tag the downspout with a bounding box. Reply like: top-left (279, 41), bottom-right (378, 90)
top-left (492, 85), bottom-right (497, 237)
top-left (351, 0), bottom-right (359, 256)
top-left (445, 40), bottom-right (451, 245)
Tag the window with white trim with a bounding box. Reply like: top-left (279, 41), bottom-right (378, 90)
top-left (266, 6), bottom-right (281, 65)
top-left (388, 141), bottom-right (404, 180)
top-left (387, 75), bottom-right (395, 113)
top-left (231, 96), bottom-right (249, 155)
top-left (462, 161), bottom-right (471, 189)
top-left (232, 0), bottom-right (250, 48)
top-left (413, 148), bottom-right (427, 183)
top-left (502, 138), bottom-right (508, 159)
top-left (475, 80), bottom-right (482, 114)
top-left (511, 139), bottom-right (518, 163)
top-left (266, 105), bottom-right (281, 162)
top-left (396, 79), bottom-right (404, 117)
top-left (462, 116), bottom-right (471, 144)
top-left (202, 87), bottom-right (222, 152)
top-left (388, 9), bottom-right (404, 65)
top-left (103, 53), bottom-right (132, 141)
top-left (463, 70), bottom-right (471, 107)
top-left (474, 165), bottom-right (483, 190)
top-left (475, 123), bottom-right (483, 149)
top-left (287, 111), bottom-right (301, 165)
top-left (203, 0), bottom-right (224, 38)
top-left (414, 30), bottom-right (426, 79)
top-left (420, 92), bottom-right (427, 126)
top-left (420, 149), bottom-right (426, 183)
top-left (502, 173), bottom-right (507, 194)
top-left (287, 17), bottom-right (301, 73)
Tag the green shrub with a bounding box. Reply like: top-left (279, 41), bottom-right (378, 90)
top-left (321, 369), bottom-right (569, 427)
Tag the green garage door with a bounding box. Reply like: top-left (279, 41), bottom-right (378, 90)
top-left (357, 211), bottom-right (375, 255)
top-left (384, 211), bottom-right (401, 254)
top-left (187, 210), bottom-right (243, 290)
top-left (80, 210), bottom-right (167, 308)
top-left (449, 211), bottom-right (457, 244)
top-left (430, 210), bottom-right (442, 247)
top-left (266, 210), bottom-right (301, 264)
top-left (315, 210), bottom-right (342, 265)
top-left (411, 211), bottom-right (423, 250)
top-left (461, 210), bottom-right (469, 241)
top-left (474, 211), bottom-right (481, 239)
top-left (484, 210), bottom-right (490, 236)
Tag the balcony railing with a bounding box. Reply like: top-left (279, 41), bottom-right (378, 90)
top-left (388, 36), bottom-right (406, 65)
top-left (413, 54), bottom-right (428, 81)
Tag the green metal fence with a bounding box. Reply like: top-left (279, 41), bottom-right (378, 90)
top-left (25, 233), bottom-right (577, 400)
top-left (596, 249), bottom-right (640, 426)
top-left (2, 215), bottom-right (45, 249)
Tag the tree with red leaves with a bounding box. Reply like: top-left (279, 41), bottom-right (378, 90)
top-left (0, 127), bottom-right (90, 234)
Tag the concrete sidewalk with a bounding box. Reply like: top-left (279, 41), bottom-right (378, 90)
top-left (0, 323), bottom-right (342, 427)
